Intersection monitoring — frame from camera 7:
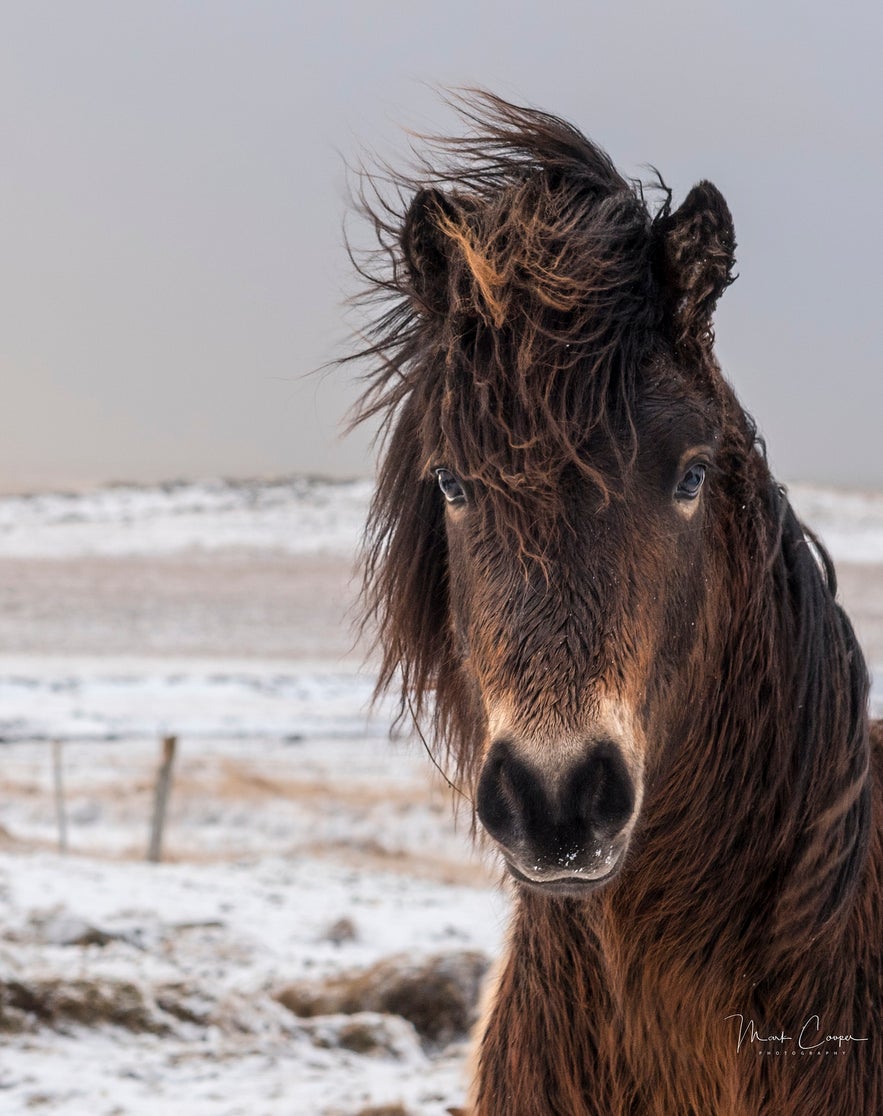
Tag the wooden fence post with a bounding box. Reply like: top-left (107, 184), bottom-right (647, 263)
top-left (148, 735), bottom-right (178, 863)
top-left (52, 740), bottom-right (67, 854)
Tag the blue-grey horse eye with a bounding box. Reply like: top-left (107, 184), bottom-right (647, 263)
top-left (675, 462), bottom-right (707, 500)
top-left (435, 468), bottom-right (466, 505)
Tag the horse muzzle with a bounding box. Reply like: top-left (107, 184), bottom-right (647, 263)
top-left (476, 736), bottom-right (637, 896)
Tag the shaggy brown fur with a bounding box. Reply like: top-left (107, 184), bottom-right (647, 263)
top-left (347, 92), bottom-right (882, 1115)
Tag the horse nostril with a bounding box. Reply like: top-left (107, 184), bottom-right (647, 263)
top-left (476, 741), bottom-right (514, 843)
top-left (570, 741), bottom-right (635, 836)
top-left (476, 739), bottom-right (544, 846)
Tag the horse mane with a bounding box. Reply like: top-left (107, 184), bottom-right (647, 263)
top-left (729, 489), bottom-right (871, 946)
top-left (639, 477), bottom-right (873, 957)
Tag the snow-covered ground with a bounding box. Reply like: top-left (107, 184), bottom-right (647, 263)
top-left (0, 657), bottom-right (387, 744)
top-left (0, 476), bottom-right (881, 1115)
top-left (0, 732), bottom-right (506, 1115)
top-left (0, 662), bottom-right (506, 1114)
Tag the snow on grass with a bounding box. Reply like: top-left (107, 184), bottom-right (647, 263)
top-left (0, 851), bottom-right (507, 1115)
top-left (0, 725), bottom-right (507, 1116)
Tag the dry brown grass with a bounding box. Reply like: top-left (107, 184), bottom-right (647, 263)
top-left (276, 950), bottom-right (490, 1047)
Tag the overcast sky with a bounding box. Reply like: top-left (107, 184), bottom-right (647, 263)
top-left (1, 1), bottom-right (880, 492)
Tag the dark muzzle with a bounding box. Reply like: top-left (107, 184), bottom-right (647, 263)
top-left (476, 737), bottom-right (636, 893)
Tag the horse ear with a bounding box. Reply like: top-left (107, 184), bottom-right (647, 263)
top-left (402, 187), bottom-right (457, 316)
top-left (656, 181), bottom-right (736, 351)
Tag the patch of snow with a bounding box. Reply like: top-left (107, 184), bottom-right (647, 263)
top-left (0, 853), bottom-right (507, 1115)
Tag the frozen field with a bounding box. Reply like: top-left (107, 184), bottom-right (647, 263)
top-left (0, 730), bottom-right (505, 1115)
top-left (0, 477), bottom-right (881, 1115)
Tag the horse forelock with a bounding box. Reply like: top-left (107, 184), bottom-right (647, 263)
top-left (349, 92), bottom-right (682, 555)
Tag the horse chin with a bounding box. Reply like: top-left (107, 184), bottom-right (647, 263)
top-left (504, 848), bottom-right (625, 899)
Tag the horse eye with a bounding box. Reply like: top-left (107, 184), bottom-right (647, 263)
top-left (434, 468), bottom-right (466, 505)
top-left (675, 462), bottom-right (707, 501)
